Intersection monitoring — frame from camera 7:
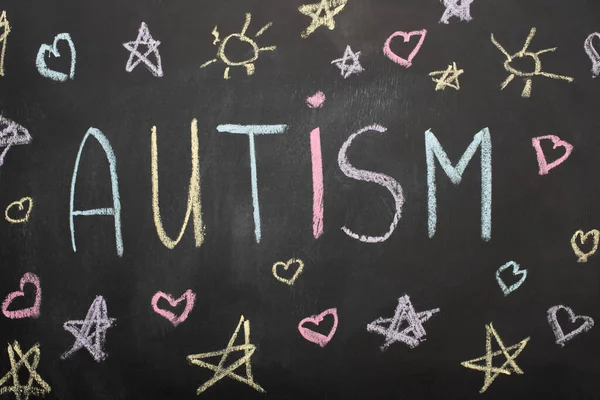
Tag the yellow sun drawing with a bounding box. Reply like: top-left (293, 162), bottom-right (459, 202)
top-left (491, 27), bottom-right (573, 98)
top-left (200, 13), bottom-right (276, 80)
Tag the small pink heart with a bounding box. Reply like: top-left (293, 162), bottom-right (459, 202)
top-left (298, 308), bottom-right (338, 347)
top-left (306, 91), bottom-right (326, 109)
top-left (151, 290), bottom-right (196, 326)
top-left (532, 135), bottom-right (573, 175)
top-left (383, 29), bottom-right (427, 68)
top-left (1, 272), bottom-right (41, 319)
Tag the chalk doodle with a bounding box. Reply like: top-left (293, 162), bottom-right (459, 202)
top-left (298, 308), bottom-right (338, 347)
top-left (5, 197), bottom-right (33, 224)
top-left (310, 127), bottom-right (324, 238)
top-left (571, 229), bottom-right (599, 263)
top-left (200, 13), bottom-right (275, 79)
top-left (61, 295), bottom-right (116, 362)
top-left (531, 135), bottom-right (573, 176)
top-left (217, 124), bottom-right (288, 242)
top-left (367, 295), bottom-right (440, 350)
top-left (0, 11), bottom-right (10, 77)
top-left (547, 305), bottom-right (594, 347)
top-left (461, 323), bottom-right (530, 393)
top-left (151, 119), bottom-right (205, 249)
top-left (306, 91), bottom-right (326, 109)
top-left (187, 315), bottom-right (265, 394)
top-left (123, 22), bottom-right (163, 77)
top-left (151, 290), bottom-right (196, 326)
top-left (298, 0), bottom-right (347, 39)
top-left (0, 341), bottom-right (51, 400)
top-left (383, 30), bottom-right (427, 68)
top-left (584, 33), bottom-right (600, 78)
top-left (272, 258), bottom-right (304, 285)
top-left (36, 32), bottom-right (76, 82)
top-left (429, 62), bottom-right (464, 91)
top-left (439, 0), bottom-right (473, 24)
top-left (331, 45), bottom-right (363, 78)
top-left (491, 27), bottom-right (573, 98)
top-left (495, 261), bottom-right (527, 296)
top-left (0, 116), bottom-right (32, 168)
top-left (70, 128), bottom-right (123, 257)
top-left (338, 124), bottom-right (404, 243)
top-left (1, 272), bottom-right (41, 320)
top-left (425, 128), bottom-right (492, 241)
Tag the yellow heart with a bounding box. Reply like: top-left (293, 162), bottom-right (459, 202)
top-left (272, 258), bottom-right (304, 285)
top-left (5, 197), bottom-right (33, 224)
top-left (571, 229), bottom-right (599, 263)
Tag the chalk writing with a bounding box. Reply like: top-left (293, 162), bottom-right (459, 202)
top-left (1, 273), bottom-right (41, 320)
top-left (217, 124), bottom-right (288, 242)
top-left (547, 305), bottom-right (594, 347)
top-left (298, 308), bottom-right (338, 347)
top-left (187, 315), bottom-right (265, 394)
top-left (338, 124), bottom-right (404, 243)
top-left (5, 197), bottom-right (33, 224)
top-left (200, 13), bottom-right (275, 79)
top-left (429, 62), bottom-right (464, 91)
top-left (367, 295), bottom-right (440, 350)
top-left (461, 323), bottom-right (530, 393)
top-left (491, 27), bottom-right (573, 98)
top-left (151, 290), bottom-right (196, 326)
top-left (425, 128), bottom-right (492, 240)
top-left (310, 127), bottom-right (324, 238)
top-left (0, 341), bottom-right (51, 399)
top-left (531, 135), bottom-right (573, 175)
top-left (331, 45), bottom-right (363, 78)
top-left (584, 33), bottom-right (600, 78)
top-left (306, 91), bottom-right (325, 109)
top-left (0, 11), bottom-right (10, 77)
top-left (272, 258), bottom-right (304, 285)
top-left (571, 229), bottom-right (599, 263)
top-left (36, 33), bottom-right (76, 82)
top-left (495, 261), bottom-right (527, 296)
top-left (299, 0), bottom-right (347, 39)
top-left (70, 128), bottom-right (123, 257)
top-left (0, 116), bottom-right (32, 168)
top-left (123, 22), bottom-right (163, 77)
top-left (61, 295), bottom-right (115, 362)
top-left (383, 30), bottom-right (427, 68)
top-left (151, 119), bottom-right (205, 249)
top-left (439, 0), bottom-right (473, 24)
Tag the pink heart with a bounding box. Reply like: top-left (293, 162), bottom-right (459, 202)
top-left (383, 29), bottom-right (427, 68)
top-left (532, 135), bottom-right (573, 175)
top-left (297, 308), bottom-right (338, 347)
top-left (306, 91), bottom-right (326, 109)
top-left (151, 290), bottom-right (196, 326)
top-left (1, 272), bottom-right (41, 319)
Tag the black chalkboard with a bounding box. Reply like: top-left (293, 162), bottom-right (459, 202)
top-left (0, 0), bottom-right (598, 399)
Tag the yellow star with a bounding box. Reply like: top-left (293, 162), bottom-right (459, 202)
top-left (298, 0), bottom-right (348, 39)
top-left (187, 315), bottom-right (265, 395)
top-left (429, 62), bottom-right (464, 91)
top-left (461, 323), bottom-right (530, 393)
top-left (0, 341), bottom-right (51, 400)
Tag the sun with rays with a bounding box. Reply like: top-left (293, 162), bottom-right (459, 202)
top-left (491, 27), bottom-right (573, 98)
top-left (200, 13), bottom-right (276, 80)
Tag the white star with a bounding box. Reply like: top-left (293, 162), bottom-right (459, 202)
top-left (123, 22), bottom-right (163, 77)
top-left (331, 45), bottom-right (363, 79)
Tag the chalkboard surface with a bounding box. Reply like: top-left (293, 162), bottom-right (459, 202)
top-left (0, 0), bottom-right (598, 399)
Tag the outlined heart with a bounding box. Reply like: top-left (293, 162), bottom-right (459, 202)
top-left (5, 197), bottom-right (33, 224)
top-left (1, 272), bottom-right (41, 319)
top-left (570, 229), bottom-right (599, 263)
top-left (383, 29), bottom-right (427, 68)
top-left (531, 135), bottom-right (573, 175)
top-left (151, 290), bottom-right (196, 326)
top-left (298, 307), bottom-right (338, 347)
top-left (272, 258), bottom-right (304, 285)
top-left (495, 261), bottom-right (527, 296)
top-left (547, 305), bottom-right (594, 346)
top-left (36, 32), bottom-right (76, 82)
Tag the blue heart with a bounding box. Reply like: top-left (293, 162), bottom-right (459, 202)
top-left (496, 261), bottom-right (527, 296)
top-left (36, 33), bottom-right (76, 82)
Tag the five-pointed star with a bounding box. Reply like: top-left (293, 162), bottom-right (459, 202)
top-left (331, 45), bottom-right (364, 79)
top-left (187, 315), bottom-right (265, 394)
top-left (299, 0), bottom-right (348, 38)
top-left (0, 341), bottom-right (51, 400)
top-left (123, 22), bottom-right (163, 77)
top-left (461, 323), bottom-right (530, 393)
top-left (429, 62), bottom-right (464, 91)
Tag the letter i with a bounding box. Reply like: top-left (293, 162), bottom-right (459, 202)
top-left (306, 91), bottom-right (325, 238)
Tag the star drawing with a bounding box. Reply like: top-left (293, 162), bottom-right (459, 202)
top-left (331, 45), bottom-right (363, 79)
top-left (440, 0), bottom-right (474, 24)
top-left (123, 22), bottom-right (163, 77)
top-left (429, 62), bottom-right (464, 91)
top-left (0, 341), bottom-right (51, 400)
top-left (299, 0), bottom-right (348, 39)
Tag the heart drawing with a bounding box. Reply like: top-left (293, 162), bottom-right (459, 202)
top-left (36, 32), bottom-right (76, 82)
top-left (298, 307), bottom-right (338, 347)
top-left (531, 135), bottom-right (573, 176)
top-left (547, 305), bottom-right (594, 346)
top-left (306, 91), bottom-right (326, 109)
top-left (1, 272), bottom-right (41, 319)
top-left (4, 197), bottom-right (33, 224)
top-left (272, 258), bottom-right (304, 285)
top-left (383, 29), bottom-right (427, 68)
top-left (570, 229), bottom-right (599, 263)
top-left (495, 261), bottom-right (527, 296)
top-left (151, 290), bottom-right (196, 326)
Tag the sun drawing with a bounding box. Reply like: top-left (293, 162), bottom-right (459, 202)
top-left (200, 13), bottom-right (276, 79)
top-left (491, 27), bottom-right (573, 98)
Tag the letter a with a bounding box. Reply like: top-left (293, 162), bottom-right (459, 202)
top-left (151, 119), bottom-right (205, 249)
top-left (70, 128), bottom-right (123, 256)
